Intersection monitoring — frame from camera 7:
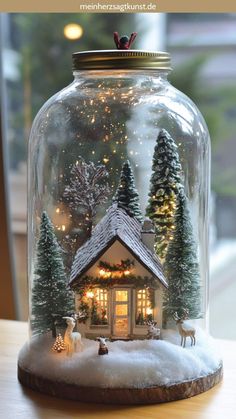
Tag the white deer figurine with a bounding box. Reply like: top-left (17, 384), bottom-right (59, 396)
top-left (173, 310), bottom-right (196, 348)
top-left (63, 315), bottom-right (83, 356)
top-left (146, 320), bottom-right (160, 340)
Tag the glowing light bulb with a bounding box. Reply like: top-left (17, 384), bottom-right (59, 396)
top-left (124, 270), bottom-right (130, 276)
top-left (99, 269), bottom-right (106, 277)
top-left (86, 291), bottom-right (94, 299)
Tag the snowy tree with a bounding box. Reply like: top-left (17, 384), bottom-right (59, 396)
top-left (146, 129), bottom-right (183, 260)
top-left (163, 189), bottom-right (202, 320)
top-left (64, 158), bottom-right (111, 238)
top-left (113, 160), bottom-right (143, 222)
top-left (31, 211), bottom-right (74, 337)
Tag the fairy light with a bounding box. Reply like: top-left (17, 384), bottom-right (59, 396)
top-left (99, 269), bottom-right (106, 277)
top-left (124, 270), bottom-right (130, 276)
top-left (99, 269), bottom-right (111, 278)
top-left (52, 334), bottom-right (66, 353)
top-left (65, 83), bottom-right (139, 196)
top-left (86, 291), bottom-right (94, 299)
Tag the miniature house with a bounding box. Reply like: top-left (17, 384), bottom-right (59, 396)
top-left (69, 204), bottom-right (167, 340)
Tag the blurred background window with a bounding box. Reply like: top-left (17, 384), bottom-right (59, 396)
top-left (1, 12), bottom-right (236, 340)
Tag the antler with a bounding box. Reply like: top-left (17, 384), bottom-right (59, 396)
top-left (75, 310), bottom-right (87, 320)
top-left (173, 312), bottom-right (180, 321)
top-left (113, 32), bottom-right (119, 48)
top-left (182, 308), bottom-right (189, 320)
top-left (173, 309), bottom-right (189, 322)
top-left (128, 32), bottom-right (137, 48)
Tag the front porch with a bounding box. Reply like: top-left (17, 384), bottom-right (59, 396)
top-left (76, 285), bottom-right (163, 340)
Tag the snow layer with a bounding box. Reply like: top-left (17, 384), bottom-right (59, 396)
top-left (18, 328), bottom-right (221, 389)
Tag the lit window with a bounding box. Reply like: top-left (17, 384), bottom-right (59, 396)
top-left (136, 289), bottom-right (153, 325)
top-left (91, 288), bottom-right (108, 325)
top-left (96, 289), bottom-right (108, 311)
top-left (115, 290), bottom-right (128, 301)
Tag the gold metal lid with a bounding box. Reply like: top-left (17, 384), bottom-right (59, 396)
top-left (72, 50), bottom-right (171, 71)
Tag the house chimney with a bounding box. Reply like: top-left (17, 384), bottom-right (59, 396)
top-left (141, 218), bottom-right (155, 252)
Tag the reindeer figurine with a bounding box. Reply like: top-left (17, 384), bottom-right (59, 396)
top-left (113, 32), bottom-right (137, 50)
top-left (97, 336), bottom-right (109, 355)
top-left (63, 314), bottom-right (83, 356)
top-left (173, 310), bottom-right (196, 348)
top-left (146, 320), bottom-right (160, 340)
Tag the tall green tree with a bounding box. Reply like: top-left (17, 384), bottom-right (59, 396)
top-left (146, 129), bottom-right (183, 260)
top-left (31, 211), bottom-right (74, 337)
top-left (163, 189), bottom-right (202, 320)
top-left (113, 160), bottom-right (143, 222)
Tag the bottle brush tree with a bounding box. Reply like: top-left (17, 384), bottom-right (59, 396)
top-left (31, 211), bottom-right (74, 337)
top-left (113, 160), bottom-right (143, 222)
top-left (163, 189), bottom-right (202, 320)
top-left (146, 129), bottom-right (183, 260)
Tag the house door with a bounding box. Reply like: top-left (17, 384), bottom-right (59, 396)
top-left (113, 289), bottom-right (131, 338)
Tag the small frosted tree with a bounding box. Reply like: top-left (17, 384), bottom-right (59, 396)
top-left (146, 129), bottom-right (183, 260)
top-left (31, 211), bottom-right (74, 337)
top-left (113, 160), bottom-right (143, 222)
top-left (163, 190), bottom-right (202, 320)
top-left (61, 158), bottom-right (111, 267)
top-left (64, 158), bottom-right (111, 237)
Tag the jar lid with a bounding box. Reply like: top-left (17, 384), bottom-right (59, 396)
top-left (72, 50), bottom-right (171, 71)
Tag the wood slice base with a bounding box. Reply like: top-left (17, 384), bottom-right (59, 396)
top-left (18, 363), bottom-right (223, 405)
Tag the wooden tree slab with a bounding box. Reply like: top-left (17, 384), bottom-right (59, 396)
top-left (18, 363), bottom-right (223, 405)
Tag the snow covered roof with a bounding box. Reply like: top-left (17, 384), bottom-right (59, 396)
top-left (70, 204), bottom-right (167, 288)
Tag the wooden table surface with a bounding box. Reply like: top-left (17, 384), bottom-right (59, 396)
top-left (0, 320), bottom-right (235, 419)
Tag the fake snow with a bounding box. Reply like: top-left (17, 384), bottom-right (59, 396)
top-left (18, 328), bottom-right (221, 389)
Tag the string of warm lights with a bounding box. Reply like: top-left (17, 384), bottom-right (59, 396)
top-left (98, 259), bottom-right (134, 278)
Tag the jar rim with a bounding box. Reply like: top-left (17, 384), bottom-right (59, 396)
top-left (72, 50), bottom-right (171, 71)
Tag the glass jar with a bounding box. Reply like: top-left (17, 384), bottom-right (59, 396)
top-left (19, 50), bottom-right (221, 403)
top-left (29, 50), bottom-right (210, 332)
